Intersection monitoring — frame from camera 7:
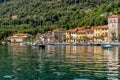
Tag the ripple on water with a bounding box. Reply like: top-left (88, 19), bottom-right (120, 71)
top-left (35, 69), bottom-right (41, 72)
top-left (53, 72), bottom-right (66, 76)
top-left (73, 78), bottom-right (89, 80)
top-left (3, 75), bottom-right (15, 79)
top-left (16, 68), bottom-right (22, 71)
top-left (107, 75), bottom-right (120, 79)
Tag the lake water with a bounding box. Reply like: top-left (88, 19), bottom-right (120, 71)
top-left (0, 43), bottom-right (120, 80)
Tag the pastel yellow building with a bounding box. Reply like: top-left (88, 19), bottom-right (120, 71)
top-left (65, 25), bottom-right (109, 43)
top-left (66, 27), bottom-right (83, 43)
top-left (66, 29), bottom-right (72, 43)
top-left (94, 25), bottom-right (108, 42)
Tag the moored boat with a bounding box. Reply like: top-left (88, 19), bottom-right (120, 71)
top-left (37, 42), bottom-right (46, 49)
top-left (102, 44), bottom-right (113, 49)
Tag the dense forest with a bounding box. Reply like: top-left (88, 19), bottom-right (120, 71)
top-left (0, 0), bottom-right (120, 40)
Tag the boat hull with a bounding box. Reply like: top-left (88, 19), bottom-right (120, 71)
top-left (102, 45), bottom-right (113, 49)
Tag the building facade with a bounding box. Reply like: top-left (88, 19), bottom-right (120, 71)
top-left (52, 29), bottom-right (65, 42)
top-left (94, 26), bottom-right (108, 42)
top-left (8, 34), bottom-right (30, 42)
top-left (108, 15), bottom-right (120, 41)
top-left (77, 29), bottom-right (86, 42)
top-left (86, 28), bottom-right (94, 42)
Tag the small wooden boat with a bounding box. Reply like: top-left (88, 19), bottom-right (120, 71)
top-left (102, 44), bottom-right (113, 49)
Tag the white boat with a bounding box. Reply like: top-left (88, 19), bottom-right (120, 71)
top-left (32, 42), bottom-right (37, 46)
top-left (102, 44), bottom-right (113, 49)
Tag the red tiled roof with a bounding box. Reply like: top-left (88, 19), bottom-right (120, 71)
top-left (77, 30), bottom-right (86, 33)
top-left (14, 34), bottom-right (29, 36)
top-left (86, 29), bottom-right (94, 32)
top-left (94, 26), bottom-right (108, 29)
top-left (8, 34), bottom-right (29, 39)
top-left (71, 29), bottom-right (77, 32)
top-left (108, 15), bottom-right (120, 18)
top-left (8, 36), bottom-right (24, 39)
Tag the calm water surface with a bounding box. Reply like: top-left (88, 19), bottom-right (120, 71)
top-left (0, 43), bottom-right (120, 80)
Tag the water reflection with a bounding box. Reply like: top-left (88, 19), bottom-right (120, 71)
top-left (6, 43), bottom-right (41, 80)
top-left (0, 44), bottom-right (120, 80)
top-left (103, 47), bottom-right (119, 80)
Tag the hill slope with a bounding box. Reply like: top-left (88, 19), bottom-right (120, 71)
top-left (0, 0), bottom-right (120, 39)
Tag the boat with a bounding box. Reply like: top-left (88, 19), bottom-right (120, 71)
top-left (32, 42), bottom-right (37, 46)
top-left (102, 44), bottom-right (113, 49)
top-left (94, 43), bottom-right (101, 46)
top-left (37, 42), bottom-right (46, 49)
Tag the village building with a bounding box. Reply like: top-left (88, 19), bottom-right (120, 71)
top-left (52, 29), bottom-right (65, 42)
top-left (86, 28), bottom-right (94, 42)
top-left (24, 14), bottom-right (120, 44)
top-left (94, 25), bottom-right (108, 42)
top-left (66, 27), bottom-right (83, 43)
top-left (46, 36), bottom-right (55, 43)
top-left (34, 15), bottom-right (120, 43)
top-left (70, 29), bottom-right (78, 43)
top-left (36, 32), bottom-right (55, 44)
top-left (8, 34), bottom-right (30, 42)
top-left (77, 29), bottom-right (86, 42)
top-left (12, 15), bottom-right (18, 20)
top-left (108, 15), bottom-right (120, 42)
top-left (66, 29), bottom-right (72, 43)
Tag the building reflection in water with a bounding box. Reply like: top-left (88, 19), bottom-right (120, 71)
top-left (6, 44), bottom-right (120, 79)
top-left (65, 46), bottom-right (94, 62)
top-left (66, 46), bottom-right (106, 61)
top-left (94, 46), bottom-right (104, 62)
top-left (65, 45), bottom-right (120, 79)
top-left (8, 43), bottom-right (28, 53)
top-left (7, 43), bottom-right (39, 80)
top-left (103, 47), bottom-right (119, 80)
top-left (46, 45), bottom-right (66, 62)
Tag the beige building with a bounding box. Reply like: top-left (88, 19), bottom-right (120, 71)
top-left (8, 34), bottom-right (30, 42)
top-left (108, 15), bottom-right (120, 41)
top-left (77, 29), bottom-right (86, 42)
top-left (86, 28), bottom-right (94, 42)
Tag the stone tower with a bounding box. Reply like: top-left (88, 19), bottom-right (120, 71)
top-left (108, 15), bottom-right (120, 41)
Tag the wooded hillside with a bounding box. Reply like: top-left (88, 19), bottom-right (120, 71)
top-left (0, 0), bottom-right (120, 40)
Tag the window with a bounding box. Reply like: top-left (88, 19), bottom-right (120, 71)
top-left (112, 24), bottom-right (114, 27)
top-left (114, 19), bottom-right (116, 22)
top-left (110, 20), bottom-right (112, 23)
